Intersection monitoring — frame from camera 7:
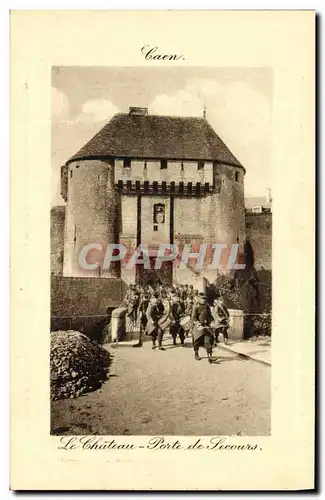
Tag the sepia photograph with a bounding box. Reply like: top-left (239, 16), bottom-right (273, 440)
top-left (50, 66), bottom-right (272, 437)
top-left (10, 10), bottom-right (315, 490)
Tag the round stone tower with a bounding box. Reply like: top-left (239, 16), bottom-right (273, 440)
top-left (209, 162), bottom-right (246, 272)
top-left (180, 161), bottom-right (246, 282)
top-left (213, 162), bottom-right (246, 244)
top-left (62, 158), bottom-right (120, 277)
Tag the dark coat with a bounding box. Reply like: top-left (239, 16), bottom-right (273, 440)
top-left (170, 300), bottom-right (185, 323)
top-left (191, 303), bottom-right (214, 343)
top-left (147, 300), bottom-right (165, 336)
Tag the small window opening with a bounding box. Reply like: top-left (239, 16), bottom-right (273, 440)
top-left (198, 161), bottom-right (205, 171)
top-left (160, 159), bottom-right (167, 170)
top-left (153, 225), bottom-right (158, 232)
top-left (235, 172), bottom-right (240, 182)
top-left (70, 170), bottom-right (73, 179)
top-left (123, 159), bottom-right (131, 169)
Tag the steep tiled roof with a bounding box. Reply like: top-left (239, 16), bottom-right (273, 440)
top-left (66, 113), bottom-right (243, 168)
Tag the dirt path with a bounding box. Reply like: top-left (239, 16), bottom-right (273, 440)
top-left (51, 336), bottom-right (271, 436)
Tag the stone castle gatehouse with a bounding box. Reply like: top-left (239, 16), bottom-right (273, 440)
top-left (52, 106), bottom-right (270, 285)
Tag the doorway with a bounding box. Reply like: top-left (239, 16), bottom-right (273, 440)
top-left (136, 258), bottom-right (173, 286)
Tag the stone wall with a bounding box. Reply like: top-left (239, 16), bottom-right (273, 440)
top-left (245, 212), bottom-right (272, 270)
top-left (228, 309), bottom-right (244, 341)
top-left (51, 275), bottom-right (126, 316)
top-left (115, 159), bottom-right (213, 185)
top-left (141, 196), bottom-right (170, 245)
top-left (51, 276), bottom-right (127, 341)
top-left (51, 206), bottom-right (65, 275)
top-left (174, 197), bottom-right (203, 236)
top-left (120, 195), bottom-right (137, 237)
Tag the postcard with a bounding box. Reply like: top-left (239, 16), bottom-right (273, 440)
top-left (10, 10), bottom-right (315, 490)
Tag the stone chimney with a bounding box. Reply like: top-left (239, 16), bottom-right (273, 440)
top-left (129, 107), bottom-right (148, 116)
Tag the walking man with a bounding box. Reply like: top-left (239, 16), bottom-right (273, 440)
top-left (169, 292), bottom-right (186, 346)
top-left (191, 293), bottom-right (215, 363)
top-left (133, 292), bottom-right (150, 348)
top-left (147, 292), bottom-right (165, 350)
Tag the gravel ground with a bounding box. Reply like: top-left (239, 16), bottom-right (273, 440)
top-left (51, 335), bottom-right (271, 436)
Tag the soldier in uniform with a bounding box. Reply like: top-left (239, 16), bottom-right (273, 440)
top-left (181, 284), bottom-right (188, 302)
top-left (193, 289), bottom-right (199, 304)
top-left (133, 292), bottom-right (150, 348)
top-left (184, 294), bottom-right (194, 338)
top-left (191, 293), bottom-right (215, 363)
top-left (211, 295), bottom-right (230, 345)
top-left (169, 292), bottom-right (186, 346)
top-left (127, 284), bottom-right (140, 323)
top-left (147, 292), bottom-right (165, 350)
top-left (185, 294), bottom-right (194, 316)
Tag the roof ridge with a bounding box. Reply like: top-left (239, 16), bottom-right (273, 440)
top-left (117, 112), bottom-right (206, 120)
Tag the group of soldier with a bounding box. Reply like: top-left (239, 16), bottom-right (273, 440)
top-left (124, 282), bottom-right (230, 363)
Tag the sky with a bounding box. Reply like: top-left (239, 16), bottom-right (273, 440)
top-left (52, 66), bottom-right (273, 206)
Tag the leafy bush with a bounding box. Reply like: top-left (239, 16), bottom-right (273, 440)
top-left (250, 313), bottom-right (271, 337)
top-left (207, 274), bottom-right (242, 309)
top-left (208, 270), bottom-right (272, 337)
